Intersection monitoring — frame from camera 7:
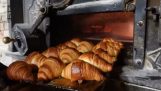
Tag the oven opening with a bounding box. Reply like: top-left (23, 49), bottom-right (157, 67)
top-left (50, 12), bottom-right (134, 67)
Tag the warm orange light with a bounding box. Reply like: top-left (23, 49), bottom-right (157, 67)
top-left (71, 12), bottom-right (134, 41)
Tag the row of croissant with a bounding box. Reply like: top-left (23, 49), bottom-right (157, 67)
top-left (6, 38), bottom-right (123, 83)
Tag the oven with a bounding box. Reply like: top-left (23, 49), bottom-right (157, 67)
top-left (0, 0), bottom-right (161, 91)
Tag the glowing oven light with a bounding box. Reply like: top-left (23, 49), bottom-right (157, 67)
top-left (71, 12), bottom-right (134, 41)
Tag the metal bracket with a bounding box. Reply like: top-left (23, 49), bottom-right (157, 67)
top-left (133, 0), bottom-right (147, 68)
top-left (57, 0), bottom-right (126, 15)
top-left (29, 6), bottom-right (49, 34)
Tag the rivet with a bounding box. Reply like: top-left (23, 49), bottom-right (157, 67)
top-left (137, 21), bottom-right (144, 27)
top-left (135, 59), bottom-right (142, 66)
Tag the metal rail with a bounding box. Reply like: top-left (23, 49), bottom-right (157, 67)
top-left (57, 0), bottom-right (127, 15)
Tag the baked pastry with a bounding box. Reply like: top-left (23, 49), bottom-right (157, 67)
top-left (25, 52), bottom-right (46, 68)
top-left (61, 60), bottom-right (104, 82)
top-left (42, 47), bottom-right (60, 58)
top-left (104, 41), bottom-right (122, 50)
top-left (77, 41), bottom-right (94, 53)
top-left (93, 42), bottom-right (119, 56)
top-left (92, 48), bottom-right (116, 64)
top-left (59, 48), bottom-right (81, 64)
top-left (64, 41), bottom-right (77, 49)
top-left (6, 61), bottom-right (38, 82)
top-left (38, 57), bottom-right (65, 81)
top-left (102, 38), bottom-right (123, 49)
top-left (93, 38), bottom-right (123, 57)
top-left (57, 41), bottom-right (77, 50)
top-left (70, 38), bottom-right (82, 46)
top-left (57, 44), bottom-right (68, 50)
top-left (78, 52), bottom-right (112, 72)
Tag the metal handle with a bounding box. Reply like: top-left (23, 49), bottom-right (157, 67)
top-left (2, 37), bottom-right (15, 44)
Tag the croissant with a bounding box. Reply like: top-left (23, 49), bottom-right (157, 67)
top-left (77, 41), bottom-right (94, 53)
top-left (93, 48), bottom-right (116, 64)
top-left (38, 57), bottom-right (65, 81)
top-left (25, 52), bottom-right (46, 68)
top-left (106, 41), bottom-right (123, 50)
top-left (70, 38), bottom-right (82, 46)
top-left (78, 52), bottom-right (112, 72)
top-left (61, 60), bottom-right (104, 82)
top-left (57, 41), bottom-right (77, 50)
top-left (102, 38), bottom-right (123, 48)
top-left (6, 61), bottom-right (38, 82)
top-left (59, 48), bottom-right (81, 64)
top-left (42, 47), bottom-right (60, 58)
top-left (93, 42), bottom-right (119, 57)
top-left (64, 41), bottom-right (77, 49)
top-left (57, 44), bottom-right (68, 50)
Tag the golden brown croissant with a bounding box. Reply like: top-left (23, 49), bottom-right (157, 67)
top-left (64, 41), bottom-right (77, 49)
top-left (106, 41), bottom-right (122, 50)
top-left (57, 41), bottom-right (77, 50)
top-left (70, 38), bottom-right (82, 46)
top-left (93, 42), bottom-right (119, 57)
top-left (92, 48), bottom-right (116, 64)
top-left (102, 38), bottom-right (123, 48)
top-left (77, 41), bottom-right (94, 53)
top-left (61, 60), bottom-right (104, 82)
top-left (59, 48), bottom-right (81, 64)
top-left (25, 52), bottom-right (46, 68)
top-left (57, 44), bottom-right (68, 50)
top-left (78, 52), bottom-right (112, 72)
top-left (6, 61), bottom-right (38, 82)
top-left (42, 47), bottom-right (60, 58)
top-left (38, 57), bottom-right (65, 81)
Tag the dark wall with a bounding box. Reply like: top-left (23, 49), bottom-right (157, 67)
top-left (10, 0), bottom-right (24, 27)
